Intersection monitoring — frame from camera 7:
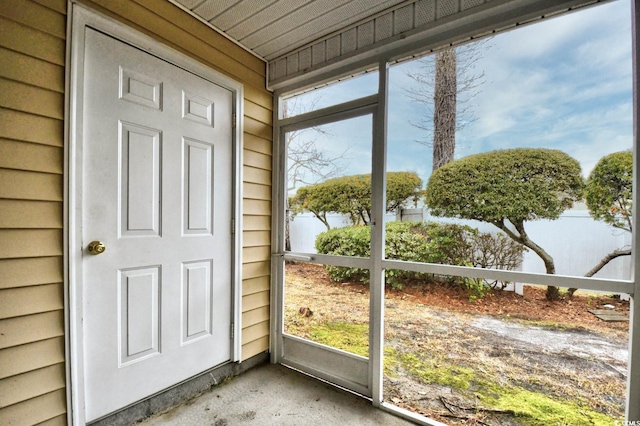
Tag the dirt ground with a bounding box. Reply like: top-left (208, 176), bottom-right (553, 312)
top-left (284, 262), bottom-right (630, 425)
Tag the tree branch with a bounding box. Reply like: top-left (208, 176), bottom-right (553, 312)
top-left (587, 247), bottom-right (631, 278)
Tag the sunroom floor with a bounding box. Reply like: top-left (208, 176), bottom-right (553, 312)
top-left (139, 363), bottom-right (413, 425)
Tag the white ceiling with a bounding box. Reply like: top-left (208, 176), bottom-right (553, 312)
top-left (171, 0), bottom-right (409, 61)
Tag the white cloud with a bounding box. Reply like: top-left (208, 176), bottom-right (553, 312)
top-left (451, 0), bottom-right (633, 171)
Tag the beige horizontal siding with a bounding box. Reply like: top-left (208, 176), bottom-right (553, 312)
top-left (245, 116), bottom-right (272, 140)
top-left (244, 166), bottom-right (272, 185)
top-left (243, 290), bottom-right (270, 312)
top-left (244, 133), bottom-right (273, 155)
top-left (0, 78), bottom-right (64, 120)
top-left (0, 284), bottom-right (64, 319)
top-left (0, 363), bottom-right (66, 408)
top-left (0, 169), bottom-right (63, 201)
top-left (242, 321), bottom-right (270, 345)
top-left (242, 276), bottom-right (270, 296)
top-left (0, 200), bottom-right (62, 229)
top-left (0, 0), bottom-right (66, 39)
top-left (0, 48), bottom-right (65, 93)
top-left (244, 149), bottom-right (272, 170)
top-left (244, 183), bottom-right (272, 201)
top-left (0, 337), bottom-right (65, 379)
top-left (244, 85), bottom-right (272, 110)
top-left (243, 199), bottom-right (271, 216)
top-left (244, 100), bottom-right (272, 126)
top-left (0, 389), bottom-right (66, 426)
top-left (0, 230), bottom-right (63, 259)
top-left (244, 215), bottom-right (272, 231)
top-left (242, 336), bottom-right (269, 360)
top-left (242, 306), bottom-right (270, 328)
top-left (32, 0), bottom-right (66, 14)
top-left (35, 414), bottom-right (67, 426)
top-left (0, 311), bottom-right (65, 350)
top-left (0, 4), bottom-right (67, 423)
top-left (0, 109), bottom-right (63, 147)
top-left (243, 261), bottom-right (271, 280)
top-left (0, 257), bottom-right (62, 290)
top-left (243, 246), bottom-right (271, 264)
top-left (0, 16), bottom-right (65, 66)
top-left (242, 230), bottom-right (271, 247)
top-left (0, 139), bottom-right (64, 174)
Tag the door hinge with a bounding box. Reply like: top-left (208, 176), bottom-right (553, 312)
top-left (231, 218), bottom-right (236, 234)
top-left (230, 322), bottom-right (235, 339)
top-left (232, 113), bottom-right (237, 128)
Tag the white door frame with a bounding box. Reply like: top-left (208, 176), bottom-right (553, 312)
top-left (65, 4), bottom-right (244, 424)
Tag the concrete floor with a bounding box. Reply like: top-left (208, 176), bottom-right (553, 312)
top-left (140, 363), bottom-right (415, 425)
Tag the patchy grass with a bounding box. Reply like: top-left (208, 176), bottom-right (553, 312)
top-left (481, 387), bottom-right (620, 426)
top-left (390, 349), bottom-right (475, 391)
top-left (386, 345), bottom-right (621, 425)
top-left (284, 263), bottom-right (628, 425)
top-left (301, 321), bottom-right (401, 376)
top-left (307, 321), bottom-right (369, 357)
top-left (308, 322), bottom-right (622, 425)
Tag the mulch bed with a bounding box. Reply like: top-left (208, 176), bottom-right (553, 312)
top-left (287, 262), bottom-right (630, 337)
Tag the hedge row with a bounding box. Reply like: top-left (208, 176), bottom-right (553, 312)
top-left (315, 221), bottom-right (526, 290)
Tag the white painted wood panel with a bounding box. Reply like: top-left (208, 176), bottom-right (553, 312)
top-left (119, 66), bottom-right (162, 110)
top-left (120, 122), bottom-right (162, 236)
top-left (182, 260), bottom-right (212, 343)
top-left (119, 266), bottom-right (159, 364)
top-left (182, 91), bottom-right (213, 126)
top-left (183, 138), bottom-right (212, 234)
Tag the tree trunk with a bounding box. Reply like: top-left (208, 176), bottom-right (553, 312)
top-left (495, 220), bottom-right (560, 301)
top-left (519, 225), bottom-right (560, 300)
top-left (567, 248), bottom-right (632, 296)
top-left (432, 49), bottom-right (457, 171)
top-left (585, 247), bottom-right (631, 278)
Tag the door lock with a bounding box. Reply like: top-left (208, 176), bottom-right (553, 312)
top-left (87, 241), bottom-right (106, 255)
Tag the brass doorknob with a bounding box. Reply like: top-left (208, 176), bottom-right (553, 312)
top-left (87, 241), bottom-right (106, 255)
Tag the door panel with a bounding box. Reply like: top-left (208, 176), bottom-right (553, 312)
top-left (182, 259), bottom-right (213, 343)
top-left (183, 138), bottom-right (213, 234)
top-left (119, 266), bottom-right (160, 364)
top-left (120, 123), bottom-right (162, 236)
top-left (82, 28), bottom-right (233, 421)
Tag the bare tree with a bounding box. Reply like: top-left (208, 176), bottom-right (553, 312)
top-left (432, 49), bottom-right (457, 170)
top-left (405, 41), bottom-right (488, 171)
top-left (283, 96), bottom-right (349, 250)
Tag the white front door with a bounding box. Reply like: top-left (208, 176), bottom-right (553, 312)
top-left (81, 28), bottom-right (234, 421)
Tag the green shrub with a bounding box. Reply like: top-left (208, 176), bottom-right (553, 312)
top-left (314, 226), bottom-right (371, 282)
top-left (315, 221), bottom-right (526, 291)
top-left (585, 150), bottom-right (632, 231)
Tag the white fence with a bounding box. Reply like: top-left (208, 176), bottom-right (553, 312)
top-left (289, 207), bottom-right (632, 284)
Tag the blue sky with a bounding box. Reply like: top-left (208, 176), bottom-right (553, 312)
top-left (287, 0), bottom-right (633, 188)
